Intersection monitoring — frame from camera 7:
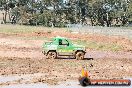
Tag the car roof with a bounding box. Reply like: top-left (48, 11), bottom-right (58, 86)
top-left (54, 36), bottom-right (67, 40)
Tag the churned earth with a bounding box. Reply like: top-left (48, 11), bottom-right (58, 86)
top-left (0, 24), bottom-right (131, 87)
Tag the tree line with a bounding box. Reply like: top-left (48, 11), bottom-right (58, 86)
top-left (0, 0), bottom-right (132, 27)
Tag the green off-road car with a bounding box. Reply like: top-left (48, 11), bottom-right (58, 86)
top-left (42, 37), bottom-right (86, 60)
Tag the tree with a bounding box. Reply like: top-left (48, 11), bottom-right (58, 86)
top-left (1, 0), bottom-right (132, 27)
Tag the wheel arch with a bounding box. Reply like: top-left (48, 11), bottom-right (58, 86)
top-left (75, 50), bottom-right (86, 55)
top-left (47, 50), bottom-right (57, 54)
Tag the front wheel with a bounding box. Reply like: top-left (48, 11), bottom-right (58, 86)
top-left (47, 51), bottom-right (57, 59)
top-left (75, 52), bottom-right (85, 60)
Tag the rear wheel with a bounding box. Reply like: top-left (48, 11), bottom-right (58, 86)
top-left (76, 52), bottom-right (84, 60)
top-left (47, 51), bottom-right (57, 59)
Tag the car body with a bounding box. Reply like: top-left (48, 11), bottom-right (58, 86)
top-left (42, 36), bottom-right (86, 59)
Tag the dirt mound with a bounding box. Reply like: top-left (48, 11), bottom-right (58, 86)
top-left (0, 57), bottom-right (132, 86)
top-left (0, 28), bottom-right (131, 86)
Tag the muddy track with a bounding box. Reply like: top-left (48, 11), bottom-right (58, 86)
top-left (0, 45), bottom-right (40, 52)
top-left (0, 57), bottom-right (132, 86)
top-left (0, 29), bottom-right (131, 86)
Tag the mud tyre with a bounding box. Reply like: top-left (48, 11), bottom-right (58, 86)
top-left (47, 51), bottom-right (57, 59)
top-left (75, 52), bottom-right (84, 60)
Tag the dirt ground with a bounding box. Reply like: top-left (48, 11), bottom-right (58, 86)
top-left (0, 26), bottom-right (132, 86)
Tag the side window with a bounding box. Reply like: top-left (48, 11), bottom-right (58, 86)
top-left (59, 39), bottom-right (69, 46)
top-left (59, 39), bottom-right (62, 45)
top-left (62, 39), bottom-right (68, 45)
top-left (58, 39), bottom-right (69, 46)
top-left (63, 39), bottom-right (70, 46)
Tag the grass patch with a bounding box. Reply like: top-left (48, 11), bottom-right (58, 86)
top-left (0, 24), bottom-right (55, 34)
top-left (0, 25), bottom-right (37, 34)
top-left (74, 40), bottom-right (122, 51)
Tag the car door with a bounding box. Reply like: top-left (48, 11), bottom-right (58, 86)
top-left (58, 39), bottom-right (74, 55)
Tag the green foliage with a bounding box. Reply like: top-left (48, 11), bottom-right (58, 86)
top-left (74, 40), bottom-right (122, 51)
top-left (0, 0), bottom-right (132, 27)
